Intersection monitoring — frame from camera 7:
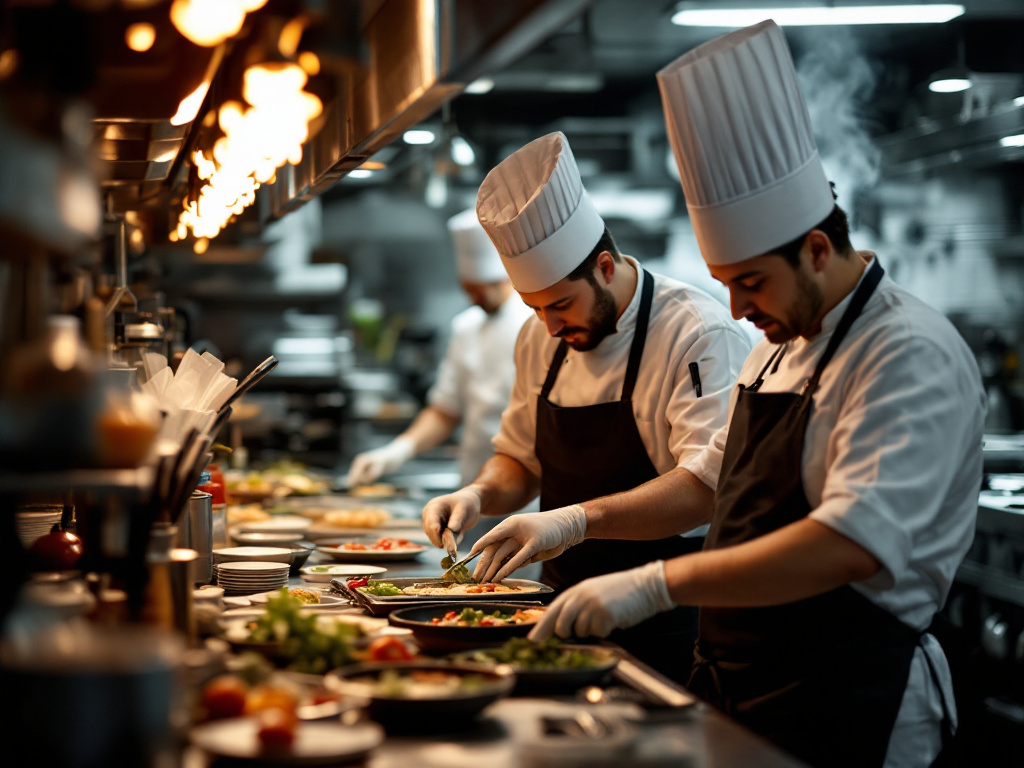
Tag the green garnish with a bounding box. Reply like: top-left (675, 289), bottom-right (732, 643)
top-left (440, 555), bottom-right (475, 584)
top-left (464, 637), bottom-right (607, 669)
top-left (243, 589), bottom-right (362, 674)
top-left (358, 580), bottom-right (403, 596)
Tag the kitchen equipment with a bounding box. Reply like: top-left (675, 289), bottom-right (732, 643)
top-left (443, 548), bottom-right (481, 578)
top-left (176, 490), bottom-right (213, 585)
top-left (332, 576), bottom-right (553, 616)
top-left (388, 602), bottom-right (546, 652)
top-left (441, 527), bottom-right (459, 562)
top-left (453, 642), bottom-right (620, 694)
top-left (323, 660), bottom-right (516, 731)
top-left (218, 355), bottom-right (279, 416)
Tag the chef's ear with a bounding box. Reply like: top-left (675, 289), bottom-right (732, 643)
top-left (595, 250), bottom-right (616, 284)
top-left (804, 229), bottom-right (832, 274)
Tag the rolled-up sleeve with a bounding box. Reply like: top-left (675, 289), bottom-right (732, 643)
top-left (491, 323), bottom-right (542, 477)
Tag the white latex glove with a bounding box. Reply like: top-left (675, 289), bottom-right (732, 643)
top-left (421, 485), bottom-right (484, 549)
top-left (528, 560), bottom-right (675, 641)
top-left (347, 437), bottom-right (415, 487)
top-left (470, 505), bottom-right (587, 584)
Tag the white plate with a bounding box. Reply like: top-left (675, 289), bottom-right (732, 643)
top-left (216, 561), bottom-right (291, 573)
top-left (190, 718), bottom-right (384, 765)
top-left (300, 564), bottom-right (388, 582)
top-left (213, 546), bottom-right (293, 565)
top-left (315, 541), bottom-right (428, 562)
top-left (248, 590), bottom-right (347, 606)
top-left (239, 516), bottom-right (313, 534)
top-left (230, 530), bottom-right (306, 546)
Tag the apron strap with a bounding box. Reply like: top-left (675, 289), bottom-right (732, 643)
top-left (746, 344), bottom-right (787, 393)
top-left (539, 266), bottom-right (656, 402)
top-left (540, 340), bottom-right (569, 399)
top-left (621, 268), bottom-right (655, 402)
top-left (802, 256), bottom-right (885, 401)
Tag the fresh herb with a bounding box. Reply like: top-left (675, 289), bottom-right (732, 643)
top-left (440, 555), bottom-right (475, 584)
top-left (358, 580), bottom-right (403, 596)
top-left (244, 590), bottom-right (362, 674)
top-left (465, 637), bottom-right (607, 669)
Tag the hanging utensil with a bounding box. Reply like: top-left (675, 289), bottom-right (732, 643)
top-left (218, 355), bottom-right (279, 416)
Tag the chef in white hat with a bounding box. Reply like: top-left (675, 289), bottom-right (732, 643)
top-left (347, 208), bottom-right (533, 490)
top-left (469, 20), bottom-right (984, 768)
top-left (420, 131), bottom-right (752, 683)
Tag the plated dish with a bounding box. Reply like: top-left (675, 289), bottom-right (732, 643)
top-left (332, 577), bottom-right (553, 616)
top-left (190, 718), bottom-right (384, 765)
top-left (315, 538), bottom-right (427, 562)
top-left (323, 660), bottom-right (515, 730)
top-left (300, 563), bottom-right (387, 583)
top-left (388, 603), bottom-right (548, 652)
top-left (451, 637), bottom-right (620, 692)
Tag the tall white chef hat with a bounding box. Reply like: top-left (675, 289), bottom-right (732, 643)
top-left (476, 132), bottom-right (605, 293)
top-left (657, 19), bottom-right (834, 266)
top-left (446, 208), bottom-right (507, 284)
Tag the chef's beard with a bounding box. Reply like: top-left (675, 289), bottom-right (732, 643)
top-left (558, 279), bottom-right (619, 351)
top-left (756, 267), bottom-right (824, 343)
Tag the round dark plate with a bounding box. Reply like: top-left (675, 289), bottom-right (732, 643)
top-left (323, 659), bottom-right (515, 731)
top-left (450, 643), bottom-right (620, 694)
top-left (387, 602), bottom-right (547, 652)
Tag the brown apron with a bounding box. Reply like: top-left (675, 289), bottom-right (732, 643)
top-left (536, 268), bottom-right (701, 684)
top-left (689, 258), bottom-right (949, 767)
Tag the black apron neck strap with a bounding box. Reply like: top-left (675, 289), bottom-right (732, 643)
top-left (746, 345), bottom-right (787, 393)
top-left (621, 268), bottom-right (655, 402)
top-left (540, 266), bottom-right (656, 402)
top-left (803, 256), bottom-right (884, 399)
top-left (540, 340), bottom-right (569, 399)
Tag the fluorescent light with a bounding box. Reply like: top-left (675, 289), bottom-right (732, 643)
top-left (348, 169), bottom-right (373, 179)
top-left (1014, 96), bottom-right (1024, 107)
top-left (671, 4), bottom-right (965, 27)
top-left (929, 78), bottom-right (971, 93)
top-left (464, 77), bottom-right (494, 94)
top-left (1001, 134), bottom-right (1024, 148)
top-left (403, 129), bottom-right (435, 145)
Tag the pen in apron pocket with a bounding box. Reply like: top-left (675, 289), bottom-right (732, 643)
top-left (688, 361), bottom-right (703, 397)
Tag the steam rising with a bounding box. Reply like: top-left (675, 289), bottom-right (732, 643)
top-left (796, 29), bottom-right (882, 223)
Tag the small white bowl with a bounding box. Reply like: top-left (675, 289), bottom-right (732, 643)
top-left (230, 530), bottom-right (305, 547)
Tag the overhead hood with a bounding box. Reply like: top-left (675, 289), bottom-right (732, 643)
top-left (261, 0), bottom-right (593, 222)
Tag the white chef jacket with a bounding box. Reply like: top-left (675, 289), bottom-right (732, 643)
top-left (683, 253), bottom-right (986, 768)
top-left (427, 294), bottom-right (533, 487)
top-left (493, 257), bottom-right (753, 529)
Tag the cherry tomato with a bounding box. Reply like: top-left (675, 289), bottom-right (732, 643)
top-left (200, 674), bottom-right (249, 720)
top-left (256, 707), bottom-right (298, 751)
top-left (367, 636), bottom-right (416, 661)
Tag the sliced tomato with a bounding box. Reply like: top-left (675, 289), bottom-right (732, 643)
top-left (367, 636), bottom-right (417, 661)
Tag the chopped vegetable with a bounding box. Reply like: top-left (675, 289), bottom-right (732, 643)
top-left (357, 580), bottom-right (403, 596)
top-left (244, 590), bottom-right (362, 674)
top-left (440, 555), bottom-right (475, 584)
top-left (463, 637), bottom-right (609, 669)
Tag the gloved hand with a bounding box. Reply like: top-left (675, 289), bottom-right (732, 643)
top-left (421, 485), bottom-right (484, 549)
top-left (528, 560), bottom-right (674, 641)
top-left (347, 437), bottom-right (415, 487)
top-left (469, 505), bottom-right (587, 583)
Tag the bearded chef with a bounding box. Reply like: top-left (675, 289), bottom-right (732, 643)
top-left (466, 21), bottom-right (985, 768)
top-left (348, 209), bottom-right (533, 489)
top-left (420, 131), bottom-right (752, 682)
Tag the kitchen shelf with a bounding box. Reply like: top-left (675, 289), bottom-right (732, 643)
top-left (0, 466), bottom-right (155, 496)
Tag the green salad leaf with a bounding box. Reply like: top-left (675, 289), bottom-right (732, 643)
top-left (358, 580), bottom-right (403, 596)
top-left (440, 555), bottom-right (476, 584)
top-left (465, 637), bottom-right (608, 669)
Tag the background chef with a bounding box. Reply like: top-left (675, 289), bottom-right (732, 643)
top-left (420, 131), bottom-right (752, 682)
top-left (469, 20), bottom-right (985, 768)
top-left (347, 209), bottom-right (533, 489)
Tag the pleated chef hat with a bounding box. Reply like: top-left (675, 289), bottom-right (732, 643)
top-left (476, 132), bottom-right (605, 293)
top-left (446, 208), bottom-right (507, 283)
top-left (657, 19), bottom-right (834, 266)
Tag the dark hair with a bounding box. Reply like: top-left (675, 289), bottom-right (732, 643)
top-left (768, 184), bottom-right (853, 267)
top-left (566, 226), bottom-right (621, 283)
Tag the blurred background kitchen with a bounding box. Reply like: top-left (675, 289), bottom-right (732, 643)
top-left (1, 0), bottom-right (1023, 761)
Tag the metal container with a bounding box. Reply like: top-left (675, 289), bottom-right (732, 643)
top-left (175, 491), bottom-right (213, 585)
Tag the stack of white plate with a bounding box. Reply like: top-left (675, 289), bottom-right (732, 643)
top-left (15, 508), bottom-right (64, 548)
top-left (238, 516), bottom-right (312, 536)
top-left (215, 561), bottom-right (290, 595)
